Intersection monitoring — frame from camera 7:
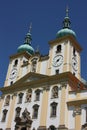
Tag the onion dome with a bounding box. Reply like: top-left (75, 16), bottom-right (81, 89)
top-left (56, 7), bottom-right (76, 39)
top-left (17, 24), bottom-right (34, 55)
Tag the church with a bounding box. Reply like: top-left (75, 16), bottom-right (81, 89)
top-left (0, 8), bottom-right (87, 130)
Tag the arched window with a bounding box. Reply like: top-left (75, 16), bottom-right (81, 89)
top-left (51, 86), bottom-right (58, 98)
top-left (4, 95), bottom-right (10, 106)
top-left (56, 45), bottom-right (61, 53)
top-left (14, 59), bottom-right (18, 67)
top-left (18, 93), bottom-right (24, 104)
top-left (15, 107), bottom-right (21, 120)
top-left (35, 89), bottom-right (41, 101)
top-left (49, 125), bottom-right (56, 130)
top-left (25, 89), bottom-right (32, 102)
top-left (31, 58), bottom-right (38, 72)
top-left (50, 102), bottom-right (57, 117)
top-left (1, 109), bottom-right (8, 122)
top-left (32, 104), bottom-right (39, 119)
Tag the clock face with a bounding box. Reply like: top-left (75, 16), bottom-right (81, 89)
top-left (10, 68), bottom-right (17, 79)
top-left (72, 57), bottom-right (78, 71)
top-left (52, 55), bottom-right (63, 67)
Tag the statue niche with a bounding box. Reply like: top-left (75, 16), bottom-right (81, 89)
top-left (15, 108), bottom-right (32, 130)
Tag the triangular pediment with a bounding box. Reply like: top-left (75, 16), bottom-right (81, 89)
top-left (14, 72), bottom-right (48, 86)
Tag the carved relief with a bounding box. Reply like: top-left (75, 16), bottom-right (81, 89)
top-left (15, 108), bottom-right (32, 130)
top-left (73, 106), bottom-right (81, 116)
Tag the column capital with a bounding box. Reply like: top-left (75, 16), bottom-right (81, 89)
top-left (73, 106), bottom-right (81, 116)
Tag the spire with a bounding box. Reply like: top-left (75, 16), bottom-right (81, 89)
top-left (29, 22), bottom-right (32, 33)
top-left (63, 6), bottom-right (71, 29)
top-left (66, 6), bottom-right (69, 17)
top-left (24, 23), bottom-right (32, 45)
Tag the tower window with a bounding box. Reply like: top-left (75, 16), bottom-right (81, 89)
top-left (18, 93), bottom-right (24, 104)
top-left (10, 81), bottom-right (13, 85)
top-left (1, 109), bottom-right (8, 122)
top-left (50, 102), bottom-right (57, 117)
top-left (55, 69), bottom-right (59, 74)
top-left (32, 104), bottom-right (39, 119)
top-left (14, 59), bottom-right (18, 67)
top-left (15, 107), bottom-right (21, 120)
top-left (73, 47), bottom-right (76, 56)
top-left (56, 45), bottom-right (61, 53)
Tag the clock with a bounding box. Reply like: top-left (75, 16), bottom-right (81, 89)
top-left (52, 55), bottom-right (63, 67)
top-left (10, 68), bottom-right (17, 79)
top-left (72, 57), bottom-right (78, 71)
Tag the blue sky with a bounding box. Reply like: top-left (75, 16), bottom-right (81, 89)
top-left (0, 0), bottom-right (87, 86)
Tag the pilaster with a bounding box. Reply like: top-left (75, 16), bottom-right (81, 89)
top-left (58, 84), bottom-right (68, 130)
top-left (73, 106), bottom-right (81, 130)
top-left (6, 93), bottom-right (17, 128)
top-left (39, 86), bottom-right (49, 128)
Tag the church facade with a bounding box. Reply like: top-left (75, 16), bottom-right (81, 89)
top-left (0, 8), bottom-right (87, 130)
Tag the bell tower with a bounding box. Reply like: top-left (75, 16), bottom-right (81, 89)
top-left (48, 7), bottom-right (82, 80)
top-left (4, 25), bottom-right (35, 87)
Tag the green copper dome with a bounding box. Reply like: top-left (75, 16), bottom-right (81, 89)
top-left (56, 7), bottom-right (76, 39)
top-left (56, 28), bottom-right (76, 38)
top-left (17, 30), bottom-right (34, 55)
top-left (17, 43), bottom-right (34, 55)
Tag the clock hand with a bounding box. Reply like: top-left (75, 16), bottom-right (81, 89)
top-left (57, 57), bottom-right (61, 62)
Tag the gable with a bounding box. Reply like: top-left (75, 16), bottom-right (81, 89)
top-left (13, 72), bottom-right (48, 86)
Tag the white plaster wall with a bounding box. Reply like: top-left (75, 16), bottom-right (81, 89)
top-left (40, 60), bottom-right (47, 75)
top-left (69, 92), bottom-right (76, 99)
top-left (68, 106), bottom-right (75, 129)
top-left (81, 104), bottom-right (87, 126)
top-left (22, 66), bottom-right (28, 76)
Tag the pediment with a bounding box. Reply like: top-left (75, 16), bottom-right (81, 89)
top-left (14, 72), bottom-right (48, 86)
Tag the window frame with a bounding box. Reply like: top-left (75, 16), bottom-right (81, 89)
top-left (18, 93), bottom-right (24, 104)
top-left (32, 104), bottom-right (39, 119)
top-left (50, 102), bottom-right (57, 117)
top-left (1, 109), bottom-right (8, 122)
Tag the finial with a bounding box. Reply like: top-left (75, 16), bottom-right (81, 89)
top-left (36, 45), bottom-right (39, 52)
top-left (29, 22), bottom-right (32, 33)
top-left (66, 6), bottom-right (69, 17)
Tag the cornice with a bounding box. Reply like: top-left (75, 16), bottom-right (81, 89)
top-left (48, 35), bottom-right (82, 52)
top-left (67, 98), bottom-right (87, 106)
top-left (10, 51), bottom-right (31, 60)
top-left (0, 72), bottom-right (85, 94)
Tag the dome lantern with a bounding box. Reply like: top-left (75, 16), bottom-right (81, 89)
top-left (17, 23), bottom-right (34, 55)
top-left (56, 7), bottom-right (76, 39)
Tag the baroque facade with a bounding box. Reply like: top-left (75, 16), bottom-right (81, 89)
top-left (0, 8), bottom-right (87, 130)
